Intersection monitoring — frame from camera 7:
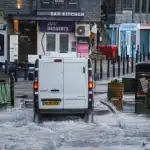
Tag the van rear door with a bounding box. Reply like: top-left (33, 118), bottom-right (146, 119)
top-left (63, 58), bottom-right (88, 109)
top-left (38, 58), bottom-right (64, 109)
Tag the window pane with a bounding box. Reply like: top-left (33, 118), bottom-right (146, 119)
top-left (116, 0), bottom-right (122, 11)
top-left (0, 34), bottom-right (4, 56)
top-left (142, 0), bottom-right (146, 12)
top-left (122, 0), bottom-right (132, 8)
top-left (60, 34), bottom-right (69, 53)
top-left (53, 0), bottom-right (65, 9)
top-left (135, 0), bottom-right (140, 12)
top-left (149, 0), bottom-right (150, 12)
top-left (67, 0), bottom-right (78, 9)
top-left (106, 0), bottom-right (115, 14)
top-left (46, 34), bottom-right (55, 51)
top-left (40, 0), bottom-right (53, 8)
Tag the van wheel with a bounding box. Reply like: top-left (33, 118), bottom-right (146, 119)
top-left (33, 111), bottom-right (42, 124)
top-left (84, 112), bottom-right (93, 123)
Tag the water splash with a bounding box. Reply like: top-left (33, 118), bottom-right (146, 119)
top-left (99, 99), bottom-right (125, 129)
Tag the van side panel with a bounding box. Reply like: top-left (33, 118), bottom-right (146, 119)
top-left (38, 59), bottom-right (64, 109)
top-left (63, 58), bottom-right (88, 109)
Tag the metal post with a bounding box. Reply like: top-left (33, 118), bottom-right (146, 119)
top-left (24, 60), bottom-right (28, 80)
top-left (10, 73), bottom-right (14, 107)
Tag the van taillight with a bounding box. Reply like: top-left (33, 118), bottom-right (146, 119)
top-left (88, 82), bottom-right (93, 89)
top-left (54, 59), bottom-right (62, 62)
top-left (33, 82), bottom-right (38, 92)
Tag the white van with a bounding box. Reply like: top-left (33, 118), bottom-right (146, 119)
top-left (33, 55), bottom-right (94, 122)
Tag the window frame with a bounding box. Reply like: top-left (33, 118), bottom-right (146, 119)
top-left (40, 0), bottom-right (79, 9)
top-left (46, 33), bottom-right (56, 52)
top-left (122, 0), bottom-right (133, 9)
top-left (59, 33), bottom-right (69, 53)
top-left (46, 33), bottom-right (72, 53)
top-left (134, 0), bottom-right (140, 12)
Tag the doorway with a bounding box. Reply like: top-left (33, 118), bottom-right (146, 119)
top-left (19, 21), bottom-right (37, 61)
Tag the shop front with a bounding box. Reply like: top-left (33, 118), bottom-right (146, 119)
top-left (37, 21), bottom-right (76, 55)
top-left (0, 23), bottom-right (7, 63)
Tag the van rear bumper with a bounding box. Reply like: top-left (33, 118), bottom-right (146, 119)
top-left (39, 109), bottom-right (90, 115)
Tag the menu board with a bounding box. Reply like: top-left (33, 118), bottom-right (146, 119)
top-left (54, 0), bottom-right (65, 8)
top-left (67, 0), bottom-right (78, 8)
top-left (9, 35), bottom-right (18, 62)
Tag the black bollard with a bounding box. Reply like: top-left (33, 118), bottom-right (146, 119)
top-left (10, 73), bottom-right (15, 107)
top-left (117, 56), bottom-right (120, 77)
top-left (112, 57), bottom-right (115, 77)
top-left (140, 52), bottom-right (142, 62)
top-left (94, 59), bottom-right (97, 74)
top-left (131, 45), bottom-right (134, 73)
top-left (100, 59), bottom-right (103, 80)
top-left (143, 44), bottom-right (145, 61)
top-left (5, 60), bottom-right (7, 74)
top-left (122, 56), bottom-right (125, 75)
top-left (24, 60), bottom-right (28, 80)
top-left (107, 57), bottom-right (110, 79)
top-left (126, 54), bottom-right (129, 74)
top-left (14, 60), bottom-right (18, 82)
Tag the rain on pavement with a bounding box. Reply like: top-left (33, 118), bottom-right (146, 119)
top-left (0, 79), bottom-right (150, 150)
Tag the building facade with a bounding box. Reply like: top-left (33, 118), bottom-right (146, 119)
top-left (2, 0), bottom-right (106, 62)
top-left (113, 0), bottom-right (150, 23)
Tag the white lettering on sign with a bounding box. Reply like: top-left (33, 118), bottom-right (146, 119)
top-left (55, 0), bottom-right (64, 3)
top-left (37, 11), bottom-right (84, 17)
top-left (47, 26), bottom-right (69, 32)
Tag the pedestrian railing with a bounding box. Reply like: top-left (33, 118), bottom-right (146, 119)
top-left (93, 45), bottom-right (150, 81)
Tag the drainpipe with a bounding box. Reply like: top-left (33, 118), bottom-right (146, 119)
top-left (139, 0), bottom-right (142, 23)
top-left (146, 0), bottom-right (149, 23)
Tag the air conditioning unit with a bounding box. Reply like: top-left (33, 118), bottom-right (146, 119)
top-left (75, 24), bottom-right (90, 37)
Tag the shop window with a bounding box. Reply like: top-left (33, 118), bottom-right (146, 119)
top-left (59, 34), bottom-right (69, 53)
top-left (53, 0), bottom-right (65, 9)
top-left (116, 0), bottom-right (122, 11)
top-left (40, 0), bottom-right (53, 8)
top-left (122, 0), bottom-right (133, 9)
top-left (46, 34), bottom-right (56, 51)
top-left (142, 0), bottom-right (146, 13)
top-left (135, 0), bottom-right (140, 12)
top-left (40, 0), bottom-right (79, 9)
top-left (0, 34), bottom-right (4, 56)
top-left (67, 0), bottom-right (78, 9)
top-left (148, 0), bottom-right (150, 12)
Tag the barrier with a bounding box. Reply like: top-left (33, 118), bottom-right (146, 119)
top-left (0, 72), bottom-right (15, 108)
top-left (0, 81), bottom-right (10, 105)
top-left (107, 79), bottom-right (124, 111)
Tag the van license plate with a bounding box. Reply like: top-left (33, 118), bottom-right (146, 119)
top-left (43, 101), bottom-right (60, 106)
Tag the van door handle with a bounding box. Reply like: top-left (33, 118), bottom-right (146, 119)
top-left (83, 67), bottom-right (85, 73)
top-left (51, 89), bottom-right (59, 92)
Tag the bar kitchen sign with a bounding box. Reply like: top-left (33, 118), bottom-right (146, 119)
top-left (39, 21), bottom-right (75, 32)
top-left (37, 11), bottom-right (84, 17)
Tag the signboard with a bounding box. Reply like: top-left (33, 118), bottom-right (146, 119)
top-left (77, 44), bottom-right (89, 58)
top-left (0, 34), bottom-right (4, 56)
top-left (9, 35), bottom-right (18, 62)
top-left (28, 55), bottom-right (39, 64)
top-left (67, 0), bottom-right (78, 8)
top-left (39, 21), bottom-right (75, 32)
top-left (37, 11), bottom-right (84, 17)
top-left (54, 0), bottom-right (65, 8)
top-left (0, 23), bottom-right (6, 30)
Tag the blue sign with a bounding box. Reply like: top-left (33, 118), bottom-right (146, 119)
top-left (120, 23), bottom-right (138, 31)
